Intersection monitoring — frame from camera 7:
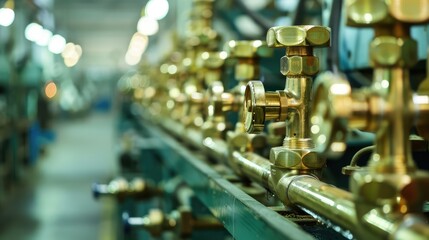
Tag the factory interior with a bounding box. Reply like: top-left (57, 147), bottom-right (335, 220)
top-left (1, 0), bottom-right (429, 239)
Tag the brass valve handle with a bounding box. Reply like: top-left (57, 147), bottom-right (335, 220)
top-left (244, 81), bottom-right (288, 133)
top-left (310, 72), bottom-right (352, 158)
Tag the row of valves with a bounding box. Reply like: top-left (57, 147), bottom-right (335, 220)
top-left (93, 177), bottom-right (223, 238)
top-left (111, 0), bottom-right (429, 239)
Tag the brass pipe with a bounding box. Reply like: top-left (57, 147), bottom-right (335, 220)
top-left (202, 137), bottom-right (229, 162)
top-left (226, 151), bottom-right (429, 239)
top-left (284, 76), bottom-right (313, 144)
top-left (231, 151), bottom-right (272, 189)
top-left (371, 67), bottom-right (415, 174)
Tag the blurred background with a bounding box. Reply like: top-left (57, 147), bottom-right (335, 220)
top-left (3, 0), bottom-right (427, 240)
top-left (0, 0), bottom-right (311, 239)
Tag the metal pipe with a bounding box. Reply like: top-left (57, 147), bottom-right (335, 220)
top-left (202, 137), bottom-right (229, 162)
top-left (231, 151), bottom-right (272, 189)
top-left (277, 175), bottom-right (429, 239)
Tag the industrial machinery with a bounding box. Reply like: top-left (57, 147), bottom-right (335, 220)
top-left (95, 0), bottom-right (429, 239)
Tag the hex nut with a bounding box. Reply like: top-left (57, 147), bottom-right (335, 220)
top-left (370, 36), bottom-right (417, 67)
top-left (200, 51), bottom-right (227, 69)
top-left (346, 0), bottom-right (391, 26)
top-left (235, 63), bottom-right (258, 81)
top-left (226, 40), bottom-right (273, 58)
top-left (270, 147), bottom-right (322, 169)
top-left (280, 55), bottom-right (319, 76)
top-left (266, 26), bottom-right (330, 48)
top-left (389, 0), bottom-right (429, 23)
top-left (347, 0), bottom-right (429, 26)
top-left (351, 170), bottom-right (429, 214)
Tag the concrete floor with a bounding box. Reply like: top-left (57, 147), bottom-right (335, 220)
top-left (0, 112), bottom-right (118, 240)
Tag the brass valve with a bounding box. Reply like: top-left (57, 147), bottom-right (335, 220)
top-left (346, 0), bottom-right (429, 26)
top-left (244, 81), bottom-right (288, 133)
top-left (242, 25), bottom-right (330, 181)
top-left (92, 177), bottom-right (162, 200)
top-left (202, 41), bottom-right (272, 139)
top-left (244, 25), bottom-right (330, 134)
top-left (123, 207), bottom-right (222, 237)
top-left (227, 40), bottom-right (273, 81)
top-left (311, 0), bottom-right (429, 224)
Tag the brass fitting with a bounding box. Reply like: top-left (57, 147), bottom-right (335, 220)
top-left (244, 25), bottom-right (330, 180)
top-left (244, 81), bottom-right (288, 133)
top-left (226, 40), bottom-right (272, 81)
top-left (124, 207), bottom-right (222, 237)
top-left (351, 170), bottom-right (429, 217)
top-left (180, 0), bottom-right (221, 129)
top-left (346, 0), bottom-right (429, 26)
top-left (198, 51), bottom-right (228, 137)
top-left (92, 177), bottom-right (162, 200)
top-left (370, 36), bottom-right (418, 68)
top-left (309, 0), bottom-right (429, 233)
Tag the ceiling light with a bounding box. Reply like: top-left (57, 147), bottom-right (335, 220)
top-left (145, 0), bottom-right (169, 20)
top-left (35, 29), bottom-right (52, 46)
top-left (137, 16), bottom-right (159, 36)
top-left (25, 23), bottom-right (43, 41)
top-left (48, 34), bottom-right (66, 54)
top-left (0, 0), bottom-right (14, 27)
top-left (62, 42), bottom-right (82, 67)
top-left (0, 7), bottom-right (14, 27)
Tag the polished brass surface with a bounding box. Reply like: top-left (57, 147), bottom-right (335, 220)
top-left (309, 0), bottom-right (429, 238)
top-left (200, 51), bottom-right (228, 139)
top-left (94, 177), bottom-right (162, 200)
top-left (128, 207), bottom-right (222, 237)
top-left (178, 0), bottom-right (221, 129)
top-left (243, 26), bottom-right (329, 180)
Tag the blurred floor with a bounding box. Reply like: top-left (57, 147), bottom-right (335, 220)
top-left (0, 111), bottom-right (118, 240)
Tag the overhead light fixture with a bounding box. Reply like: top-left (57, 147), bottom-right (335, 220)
top-left (25, 23), bottom-right (43, 41)
top-left (145, 0), bottom-right (169, 20)
top-left (137, 16), bottom-right (159, 36)
top-left (36, 29), bottom-right (53, 46)
top-left (0, 0), bottom-right (15, 27)
top-left (48, 34), bottom-right (66, 54)
top-left (125, 32), bottom-right (149, 66)
top-left (62, 42), bottom-right (82, 67)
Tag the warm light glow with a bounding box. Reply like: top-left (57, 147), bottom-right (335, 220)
top-left (330, 83), bottom-right (351, 95)
top-left (145, 0), bottom-right (169, 20)
top-left (25, 23), bottom-right (43, 41)
top-left (48, 34), bottom-right (66, 54)
top-left (62, 42), bottom-right (82, 67)
top-left (125, 52), bottom-right (141, 66)
top-left (137, 16), bottom-right (159, 36)
top-left (44, 82), bottom-right (57, 99)
top-left (125, 32), bottom-right (149, 66)
top-left (36, 29), bottom-right (53, 46)
top-left (0, 7), bottom-right (15, 27)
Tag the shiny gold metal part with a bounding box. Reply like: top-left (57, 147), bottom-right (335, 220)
top-left (94, 177), bottom-right (162, 200)
top-left (128, 207), bottom-right (222, 237)
top-left (180, 0), bottom-right (221, 129)
top-left (244, 25), bottom-right (330, 179)
top-left (199, 51), bottom-right (228, 139)
top-left (310, 0), bottom-right (429, 237)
